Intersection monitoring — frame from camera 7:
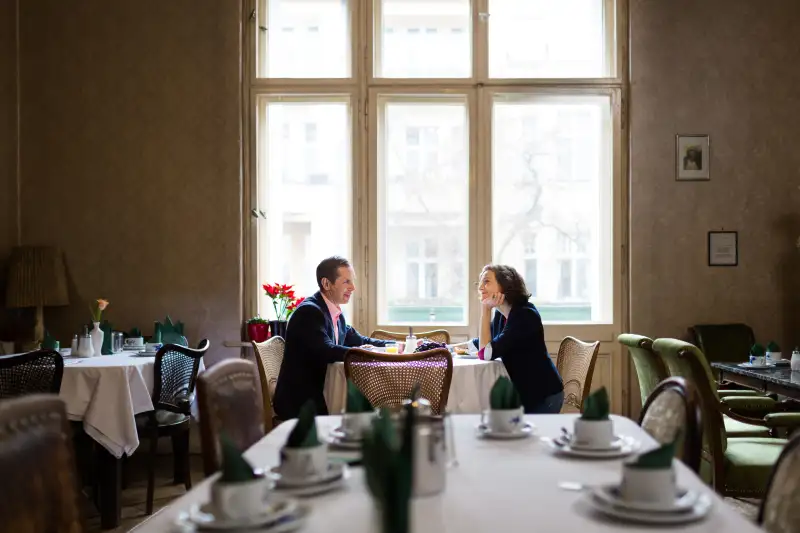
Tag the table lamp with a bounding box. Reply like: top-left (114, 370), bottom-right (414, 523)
top-left (5, 246), bottom-right (69, 343)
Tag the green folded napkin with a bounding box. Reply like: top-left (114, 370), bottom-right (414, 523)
top-left (489, 376), bottom-right (522, 410)
top-left (286, 400), bottom-right (320, 448)
top-left (129, 327), bottom-right (142, 338)
top-left (41, 330), bottom-right (59, 350)
top-left (100, 322), bottom-right (113, 355)
top-left (767, 341), bottom-right (780, 353)
top-left (219, 433), bottom-right (258, 482)
top-left (750, 343), bottom-right (766, 357)
top-left (150, 322), bottom-right (162, 344)
top-left (629, 435), bottom-right (679, 469)
top-left (347, 380), bottom-right (374, 413)
top-left (581, 387), bottom-right (610, 420)
top-left (363, 406), bottom-right (414, 533)
top-left (157, 315), bottom-right (188, 346)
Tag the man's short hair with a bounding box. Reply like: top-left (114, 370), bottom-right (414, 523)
top-left (316, 256), bottom-right (351, 290)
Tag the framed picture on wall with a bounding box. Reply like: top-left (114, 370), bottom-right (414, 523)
top-left (708, 231), bottom-right (738, 266)
top-left (676, 134), bottom-right (710, 181)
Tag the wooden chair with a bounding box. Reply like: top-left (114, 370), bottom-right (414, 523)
top-left (197, 359), bottom-right (264, 477)
top-left (252, 336), bottom-right (285, 432)
top-left (370, 329), bottom-right (451, 345)
top-left (555, 336), bottom-right (600, 413)
top-left (618, 334), bottom-right (667, 407)
top-left (759, 431), bottom-right (800, 532)
top-left (135, 339), bottom-right (209, 514)
top-left (0, 349), bottom-right (64, 399)
top-left (0, 394), bottom-right (85, 533)
top-left (344, 348), bottom-right (453, 415)
top-left (639, 377), bottom-right (703, 473)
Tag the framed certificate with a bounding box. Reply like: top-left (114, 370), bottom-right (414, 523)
top-left (708, 231), bottom-right (738, 267)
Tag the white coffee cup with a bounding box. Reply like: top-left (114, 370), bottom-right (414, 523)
top-left (144, 342), bottom-right (163, 353)
top-left (768, 351), bottom-right (782, 361)
top-left (572, 418), bottom-right (614, 449)
top-left (341, 411), bottom-right (376, 441)
top-left (124, 337), bottom-right (144, 348)
top-left (619, 463), bottom-right (677, 505)
top-left (482, 407), bottom-right (524, 434)
top-left (210, 475), bottom-right (270, 521)
top-left (279, 443), bottom-right (328, 479)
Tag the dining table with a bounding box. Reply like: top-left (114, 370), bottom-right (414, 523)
top-left (324, 357), bottom-right (509, 414)
top-left (711, 361), bottom-right (800, 401)
top-left (130, 413), bottom-right (762, 533)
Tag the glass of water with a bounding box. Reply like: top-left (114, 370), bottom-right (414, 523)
top-left (111, 332), bottom-right (124, 353)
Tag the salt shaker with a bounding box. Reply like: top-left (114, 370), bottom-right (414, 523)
top-left (791, 347), bottom-right (800, 372)
top-left (404, 326), bottom-right (417, 354)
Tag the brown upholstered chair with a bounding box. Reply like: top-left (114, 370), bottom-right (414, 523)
top-left (344, 348), bottom-right (453, 415)
top-left (370, 329), bottom-right (451, 345)
top-left (252, 336), bottom-right (285, 432)
top-left (759, 431), bottom-right (800, 533)
top-left (135, 340), bottom-right (209, 514)
top-left (197, 359), bottom-right (264, 477)
top-left (555, 336), bottom-right (600, 413)
top-left (639, 377), bottom-right (703, 473)
top-left (0, 394), bottom-right (85, 533)
top-left (0, 349), bottom-right (64, 399)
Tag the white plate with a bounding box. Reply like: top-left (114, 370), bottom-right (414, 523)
top-left (476, 422), bottom-right (536, 440)
top-left (583, 491), bottom-right (712, 525)
top-left (543, 435), bottom-right (641, 458)
top-left (184, 498), bottom-right (299, 530)
top-left (568, 436), bottom-right (625, 452)
top-left (326, 434), bottom-right (361, 450)
top-left (738, 362), bottom-right (776, 369)
top-left (592, 484), bottom-right (699, 513)
top-left (129, 351), bottom-right (158, 357)
top-left (268, 462), bottom-right (345, 488)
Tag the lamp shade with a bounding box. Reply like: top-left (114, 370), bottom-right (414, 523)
top-left (5, 246), bottom-right (69, 308)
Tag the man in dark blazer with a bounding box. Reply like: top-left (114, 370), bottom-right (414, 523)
top-left (273, 256), bottom-right (388, 419)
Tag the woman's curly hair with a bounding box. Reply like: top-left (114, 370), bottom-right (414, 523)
top-left (482, 264), bottom-right (532, 306)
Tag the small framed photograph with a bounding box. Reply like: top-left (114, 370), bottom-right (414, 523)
top-left (708, 231), bottom-right (738, 267)
top-left (676, 134), bottom-right (710, 181)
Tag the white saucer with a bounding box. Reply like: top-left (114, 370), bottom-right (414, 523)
top-left (583, 490), bottom-right (712, 525)
top-left (569, 436), bottom-right (625, 452)
top-left (738, 362), bottom-right (775, 369)
top-left (329, 426), bottom-right (363, 443)
top-left (543, 435), bottom-right (641, 458)
top-left (326, 433), bottom-right (362, 450)
top-left (268, 462), bottom-right (345, 488)
top-left (272, 475), bottom-right (346, 497)
top-left (476, 422), bottom-right (536, 440)
top-left (184, 498), bottom-right (300, 530)
top-left (130, 350), bottom-right (158, 357)
top-left (592, 484), bottom-right (699, 513)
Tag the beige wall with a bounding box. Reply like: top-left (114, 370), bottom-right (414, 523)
top-left (630, 0), bottom-right (800, 351)
top-left (15, 0), bottom-right (243, 363)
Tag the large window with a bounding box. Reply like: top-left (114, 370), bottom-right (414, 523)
top-left (249, 0), bottom-right (622, 330)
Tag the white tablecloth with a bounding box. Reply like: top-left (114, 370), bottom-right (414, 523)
top-left (131, 414), bottom-right (761, 533)
top-left (60, 352), bottom-right (156, 458)
top-left (323, 358), bottom-right (509, 414)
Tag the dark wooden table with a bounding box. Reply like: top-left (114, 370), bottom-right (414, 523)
top-left (712, 362), bottom-right (800, 401)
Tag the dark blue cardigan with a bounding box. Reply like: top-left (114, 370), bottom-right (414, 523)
top-left (273, 291), bottom-right (387, 419)
top-left (472, 302), bottom-right (563, 413)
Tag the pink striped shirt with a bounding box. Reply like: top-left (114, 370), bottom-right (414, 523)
top-left (321, 293), bottom-right (342, 344)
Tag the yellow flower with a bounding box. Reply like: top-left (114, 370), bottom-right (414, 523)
top-left (97, 299), bottom-right (109, 311)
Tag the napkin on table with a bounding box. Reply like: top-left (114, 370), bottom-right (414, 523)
top-left (285, 400), bottom-right (320, 448)
top-left (489, 376), bottom-right (522, 410)
top-left (581, 387), bottom-right (610, 420)
top-left (346, 380), bottom-right (374, 413)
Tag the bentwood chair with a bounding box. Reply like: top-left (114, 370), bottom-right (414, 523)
top-left (639, 377), bottom-right (703, 473)
top-left (344, 348), bottom-right (453, 415)
top-left (758, 431), bottom-right (800, 533)
top-left (555, 336), bottom-right (600, 413)
top-left (0, 394), bottom-right (85, 533)
top-left (370, 329), bottom-right (451, 345)
top-left (197, 359), bottom-right (264, 477)
top-left (135, 340), bottom-right (209, 514)
top-left (252, 336), bottom-right (285, 431)
top-left (0, 349), bottom-right (64, 399)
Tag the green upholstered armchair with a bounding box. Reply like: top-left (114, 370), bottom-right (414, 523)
top-left (618, 334), bottom-right (667, 407)
top-left (758, 432), bottom-right (800, 531)
top-left (653, 338), bottom-right (800, 497)
top-left (690, 323), bottom-right (755, 364)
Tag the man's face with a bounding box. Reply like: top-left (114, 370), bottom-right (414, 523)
top-left (323, 265), bottom-right (357, 306)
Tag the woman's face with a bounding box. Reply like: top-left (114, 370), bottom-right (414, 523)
top-left (477, 269), bottom-right (502, 300)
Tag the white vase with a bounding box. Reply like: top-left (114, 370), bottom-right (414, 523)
top-left (91, 322), bottom-right (104, 357)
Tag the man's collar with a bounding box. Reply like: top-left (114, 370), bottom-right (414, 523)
top-left (320, 292), bottom-right (342, 316)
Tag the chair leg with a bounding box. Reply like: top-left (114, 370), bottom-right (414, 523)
top-left (171, 430), bottom-right (192, 490)
top-left (145, 433), bottom-right (159, 515)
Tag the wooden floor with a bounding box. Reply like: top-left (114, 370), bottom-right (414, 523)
top-left (85, 454), bottom-right (205, 533)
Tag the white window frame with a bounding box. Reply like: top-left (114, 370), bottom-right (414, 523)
top-left (243, 0), bottom-right (629, 341)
